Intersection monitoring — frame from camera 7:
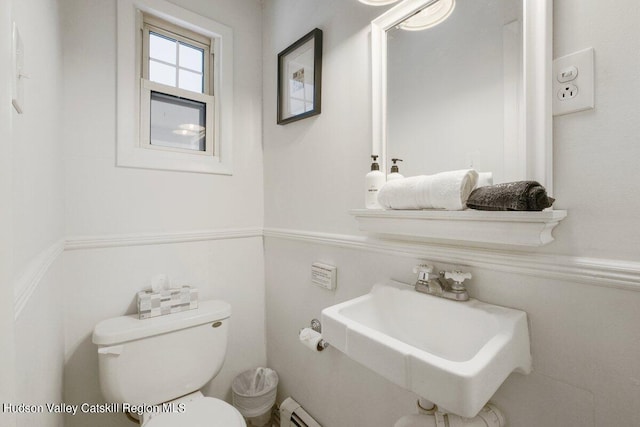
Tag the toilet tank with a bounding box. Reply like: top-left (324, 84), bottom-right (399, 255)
top-left (92, 300), bottom-right (231, 405)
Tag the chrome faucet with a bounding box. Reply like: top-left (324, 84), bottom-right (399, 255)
top-left (413, 264), bottom-right (472, 302)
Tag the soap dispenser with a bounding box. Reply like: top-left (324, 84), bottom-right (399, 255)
top-left (388, 158), bottom-right (404, 181)
top-left (365, 155), bottom-right (385, 209)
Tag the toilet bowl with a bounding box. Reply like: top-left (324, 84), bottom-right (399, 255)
top-left (92, 300), bottom-right (246, 427)
top-left (141, 392), bottom-right (244, 427)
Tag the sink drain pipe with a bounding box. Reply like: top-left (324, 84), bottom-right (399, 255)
top-left (394, 400), bottom-right (506, 427)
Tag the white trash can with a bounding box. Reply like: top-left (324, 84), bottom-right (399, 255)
top-left (232, 367), bottom-right (279, 427)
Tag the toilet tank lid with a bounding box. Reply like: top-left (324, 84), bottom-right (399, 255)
top-left (92, 300), bottom-right (231, 346)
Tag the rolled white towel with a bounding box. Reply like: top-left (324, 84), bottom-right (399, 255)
top-left (377, 169), bottom-right (479, 211)
top-left (477, 172), bottom-right (493, 188)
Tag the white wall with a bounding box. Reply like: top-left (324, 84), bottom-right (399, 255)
top-left (6, 1), bottom-right (639, 426)
top-left (263, 1), bottom-right (640, 262)
top-left (263, 0), bottom-right (381, 235)
top-left (263, 0), bottom-right (640, 426)
top-left (265, 239), bottom-right (640, 426)
top-left (11, 0), bottom-right (65, 277)
top-left (551, 0), bottom-right (640, 261)
top-left (62, 0), bottom-right (264, 237)
top-left (0, 1), bottom-right (17, 426)
top-left (60, 0), bottom-right (266, 426)
top-left (7, 0), bottom-right (66, 426)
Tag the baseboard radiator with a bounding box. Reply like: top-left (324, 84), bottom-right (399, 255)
top-left (275, 397), bottom-right (322, 427)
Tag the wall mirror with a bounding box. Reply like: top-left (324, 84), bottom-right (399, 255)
top-left (371, 0), bottom-right (553, 191)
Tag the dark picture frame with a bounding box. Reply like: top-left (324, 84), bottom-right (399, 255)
top-left (277, 28), bottom-right (323, 125)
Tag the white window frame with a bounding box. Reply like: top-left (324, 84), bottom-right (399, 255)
top-left (141, 14), bottom-right (214, 157)
top-left (117, 0), bottom-right (233, 175)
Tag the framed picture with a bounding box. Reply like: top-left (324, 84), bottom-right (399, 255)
top-left (277, 28), bottom-right (323, 125)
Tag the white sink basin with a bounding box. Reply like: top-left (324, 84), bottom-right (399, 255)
top-left (321, 280), bottom-right (531, 417)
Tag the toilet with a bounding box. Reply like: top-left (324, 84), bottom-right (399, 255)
top-left (92, 300), bottom-right (246, 427)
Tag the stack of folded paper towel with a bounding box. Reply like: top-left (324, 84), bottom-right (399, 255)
top-left (377, 169), bottom-right (554, 211)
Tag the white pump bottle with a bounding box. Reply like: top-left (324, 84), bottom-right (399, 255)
top-left (365, 155), bottom-right (385, 209)
top-left (388, 158), bottom-right (404, 181)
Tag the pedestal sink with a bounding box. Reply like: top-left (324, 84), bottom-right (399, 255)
top-left (321, 280), bottom-right (531, 418)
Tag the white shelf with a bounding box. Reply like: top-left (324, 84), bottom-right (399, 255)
top-left (350, 209), bottom-right (567, 248)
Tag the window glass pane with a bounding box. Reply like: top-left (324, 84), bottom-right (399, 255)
top-left (150, 92), bottom-right (206, 152)
top-left (149, 32), bottom-right (177, 65)
top-left (178, 69), bottom-right (204, 93)
top-left (179, 42), bottom-right (204, 72)
top-left (149, 60), bottom-right (177, 87)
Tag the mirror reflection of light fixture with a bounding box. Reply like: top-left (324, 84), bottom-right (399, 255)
top-left (174, 124), bottom-right (206, 139)
top-left (172, 129), bottom-right (198, 136)
top-left (179, 123), bottom-right (205, 132)
top-left (398, 0), bottom-right (455, 31)
top-left (358, 0), bottom-right (400, 5)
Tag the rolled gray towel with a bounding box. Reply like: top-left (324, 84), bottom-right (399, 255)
top-left (466, 181), bottom-right (555, 211)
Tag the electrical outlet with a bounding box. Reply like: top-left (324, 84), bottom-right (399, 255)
top-left (553, 47), bottom-right (594, 116)
top-left (557, 83), bottom-right (578, 101)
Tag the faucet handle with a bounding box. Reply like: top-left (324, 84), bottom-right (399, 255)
top-left (413, 264), bottom-right (434, 274)
top-left (413, 264), bottom-right (434, 282)
top-left (445, 270), bottom-right (472, 284)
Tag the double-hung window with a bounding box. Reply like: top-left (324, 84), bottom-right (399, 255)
top-left (116, 0), bottom-right (233, 175)
top-left (140, 14), bottom-right (214, 156)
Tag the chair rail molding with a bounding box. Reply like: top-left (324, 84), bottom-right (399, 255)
top-left (64, 227), bottom-right (263, 250)
top-left (14, 226), bottom-right (640, 320)
top-left (13, 227), bottom-right (263, 318)
top-left (263, 227), bottom-right (640, 293)
top-left (13, 239), bottom-right (65, 319)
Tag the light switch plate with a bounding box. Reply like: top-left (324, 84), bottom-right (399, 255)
top-left (12, 22), bottom-right (24, 114)
top-left (553, 47), bottom-right (594, 116)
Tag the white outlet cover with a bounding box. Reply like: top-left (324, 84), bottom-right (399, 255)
top-left (12, 22), bottom-right (24, 114)
top-left (553, 47), bottom-right (594, 116)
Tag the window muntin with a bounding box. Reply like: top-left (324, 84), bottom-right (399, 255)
top-left (148, 31), bottom-right (206, 93)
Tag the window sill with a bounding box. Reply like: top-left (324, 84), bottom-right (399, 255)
top-left (349, 209), bottom-right (567, 248)
top-left (117, 144), bottom-right (232, 175)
